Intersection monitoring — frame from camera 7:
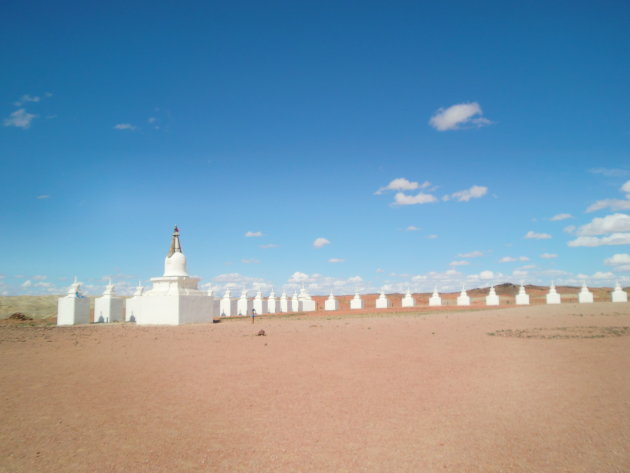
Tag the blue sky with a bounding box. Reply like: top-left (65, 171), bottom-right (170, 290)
top-left (2, 0), bottom-right (630, 296)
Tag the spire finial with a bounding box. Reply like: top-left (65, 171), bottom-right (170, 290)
top-left (168, 225), bottom-right (182, 257)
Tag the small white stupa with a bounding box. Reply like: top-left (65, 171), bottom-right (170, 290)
top-left (279, 290), bottom-right (289, 313)
top-left (485, 285), bottom-right (500, 306)
top-left (546, 282), bottom-right (561, 304)
top-left (220, 288), bottom-right (237, 317)
top-left (237, 289), bottom-right (252, 316)
top-left (324, 292), bottom-right (339, 311)
top-left (350, 292), bottom-right (363, 309)
top-left (299, 286), bottom-right (316, 312)
top-left (401, 289), bottom-right (415, 308)
top-left (428, 287), bottom-right (442, 307)
top-left (375, 289), bottom-right (391, 309)
top-left (611, 282), bottom-right (628, 303)
top-left (290, 291), bottom-right (300, 312)
top-left (94, 279), bottom-right (124, 323)
top-left (126, 281), bottom-right (144, 321)
top-left (578, 281), bottom-right (594, 303)
top-left (457, 286), bottom-right (471, 306)
top-left (253, 288), bottom-right (267, 314)
top-left (57, 277), bottom-right (90, 325)
top-left (267, 289), bottom-right (277, 313)
top-left (137, 226), bottom-right (216, 325)
top-left (515, 283), bottom-right (530, 305)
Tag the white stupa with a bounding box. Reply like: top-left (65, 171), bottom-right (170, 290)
top-left (57, 277), bottom-right (90, 325)
top-left (324, 292), bottom-right (339, 311)
top-left (299, 286), bottom-right (316, 312)
top-left (578, 281), bottom-right (594, 303)
top-left (126, 281), bottom-right (144, 321)
top-left (267, 289), bottom-right (277, 313)
top-left (279, 290), bottom-right (289, 313)
top-left (350, 292), bottom-right (363, 309)
top-left (546, 282), bottom-right (561, 304)
top-left (611, 282), bottom-right (628, 303)
top-left (290, 291), bottom-right (300, 312)
top-left (401, 289), bottom-right (415, 308)
top-left (94, 279), bottom-right (124, 323)
top-left (428, 287), bottom-right (442, 307)
top-left (253, 288), bottom-right (267, 314)
top-left (375, 290), bottom-right (391, 309)
top-left (237, 289), bottom-right (252, 316)
top-left (457, 286), bottom-right (471, 306)
top-left (515, 283), bottom-right (530, 305)
top-left (485, 285), bottom-right (500, 306)
top-left (136, 226), bottom-right (216, 325)
top-left (220, 288), bottom-right (237, 317)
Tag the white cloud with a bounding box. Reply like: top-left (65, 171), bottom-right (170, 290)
top-left (328, 258), bottom-right (345, 263)
top-left (240, 258), bottom-right (260, 264)
top-left (605, 253), bottom-right (630, 266)
top-left (564, 225), bottom-right (577, 234)
top-left (568, 233), bottom-right (630, 247)
top-left (429, 102), bottom-right (492, 131)
top-left (499, 256), bottom-right (530, 263)
top-left (449, 260), bottom-right (470, 267)
top-left (211, 273), bottom-right (271, 291)
top-left (540, 253), bottom-right (558, 259)
top-left (4, 109), bottom-right (37, 128)
top-left (393, 192), bottom-right (438, 205)
top-left (426, 234), bottom-right (438, 239)
top-left (479, 270), bottom-right (494, 280)
top-left (259, 243), bottom-right (279, 249)
top-left (458, 250), bottom-right (483, 258)
top-left (586, 199), bottom-right (630, 213)
top-left (14, 94), bottom-right (41, 106)
top-left (406, 225), bottom-right (419, 231)
top-left (375, 178), bottom-right (430, 195)
top-left (593, 271), bottom-right (615, 280)
top-left (21, 280), bottom-right (32, 288)
top-left (622, 180), bottom-right (630, 194)
top-left (313, 237), bottom-right (330, 248)
top-left (524, 231), bottom-right (552, 239)
top-left (245, 231), bottom-right (263, 237)
top-left (550, 213), bottom-right (573, 221)
top-left (113, 123), bottom-right (137, 131)
top-left (576, 213), bottom-right (630, 236)
top-left (447, 185), bottom-right (488, 202)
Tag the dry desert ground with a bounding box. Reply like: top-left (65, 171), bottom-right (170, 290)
top-left (1, 302), bottom-right (630, 472)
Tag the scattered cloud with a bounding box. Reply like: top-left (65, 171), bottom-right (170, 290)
top-left (449, 260), bottom-right (470, 267)
top-left (113, 123), bottom-right (137, 131)
top-left (393, 192), bottom-right (438, 205)
top-left (259, 243), bottom-right (279, 249)
top-left (586, 180), bottom-right (630, 212)
top-left (241, 258), bottom-right (260, 264)
top-left (499, 256), bottom-right (530, 263)
top-left (4, 109), bottom-right (37, 128)
top-left (622, 180), bottom-right (630, 194)
top-left (245, 231), bottom-right (263, 237)
top-left (549, 213), bottom-right (573, 221)
top-left (446, 185), bottom-right (488, 202)
top-left (426, 234), bottom-right (439, 239)
top-left (576, 213), bottom-right (630, 236)
top-left (564, 225), bottom-right (577, 234)
top-left (36, 195), bottom-right (50, 199)
top-left (14, 94), bottom-right (41, 106)
top-left (313, 237), bottom-right (330, 248)
top-left (540, 253), bottom-right (558, 259)
top-left (478, 270), bottom-right (494, 280)
top-left (328, 258), bottom-right (345, 263)
top-left (589, 168), bottom-right (630, 177)
top-left (429, 102), bottom-right (492, 131)
top-left (524, 231), bottom-right (552, 239)
top-left (605, 253), bottom-right (630, 272)
top-left (568, 233), bottom-right (630, 247)
top-left (375, 178), bottom-right (430, 195)
top-left (458, 250), bottom-right (483, 258)
top-left (405, 225), bottom-right (420, 231)
top-left (21, 280), bottom-right (32, 288)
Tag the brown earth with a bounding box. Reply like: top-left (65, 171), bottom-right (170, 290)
top-left (1, 303), bottom-right (629, 472)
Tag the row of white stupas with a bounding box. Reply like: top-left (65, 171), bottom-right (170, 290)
top-left (57, 227), bottom-right (629, 326)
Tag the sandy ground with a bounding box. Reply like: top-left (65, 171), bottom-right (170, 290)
top-left (1, 303), bottom-right (629, 473)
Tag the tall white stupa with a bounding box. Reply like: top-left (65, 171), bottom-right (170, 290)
top-left (279, 290), bottom-right (289, 313)
top-left (578, 281), bottom-right (594, 303)
top-left (324, 292), bottom-right (339, 311)
top-left (253, 288), bottom-right (267, 314)
top-left (485, 285), bottom-right (500, 306)
top-left (350, 292), bottom-right (363, 309)
top-left (290, 291), bottom-right (300, 312)
top-left (125, 281), bottom-right (144, 321)
top-left (57, 277), bottom-right (90, 325)
top-left (457, 286), bottom-right (471, 306)
top-left (428, 287), bottom-right (442, 307)
top-left (136, 226), bottom-right (216, 325)
top-left (375, 289), bottom-right (391, 309)
top-left (267, 289), bottom-right (277, 313)
top-left (515, 283), bottom-right (530, 305)
top-left (546, 282), bottom-right (561, 304)
top-left (220, 288), bottom-right (237, 317)
top-left (401, 289), bottom-right (415, 308)
top-left (298, 286), bottom-right (316, 311)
